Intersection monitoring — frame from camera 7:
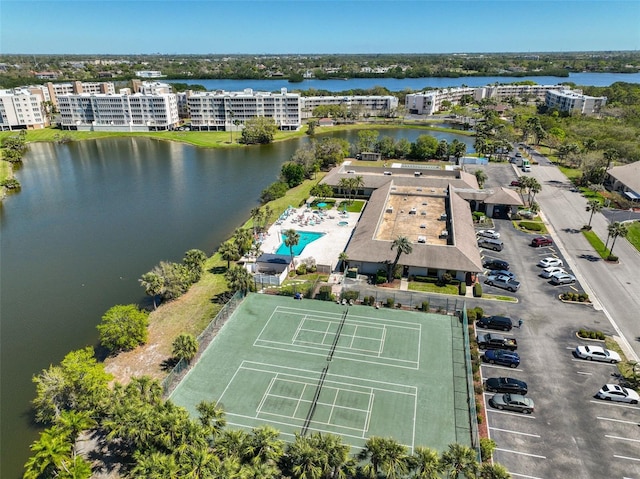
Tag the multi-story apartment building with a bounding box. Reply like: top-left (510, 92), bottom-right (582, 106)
top-left (187, 88), bottom-right (302, 131)
top-left (545, 89), bottom-right (607, 115)
top-left (300, 95), bottom-right (398, 119)
top-left (0, 88), bottom-right (48, 130)
top-left (406, 84), bottom-right (574, 115)
top-left (57, 82), bottom-right (179, 131)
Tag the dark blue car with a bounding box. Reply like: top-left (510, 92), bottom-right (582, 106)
top-left (482, 349), bottom-right (520, 368)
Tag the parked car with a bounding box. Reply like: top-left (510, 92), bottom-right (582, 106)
top-left (510, 180), bottom-right (521, 187)
top-left (575, 345), bottom-right (621, 363)
top-left (477, 333), bottom-right (518, 350)
top-left (485, 377), bottom-right (528, 394)
top-left (477, 315), bottom-right (513, 331)
top-left (483, 259), bottom-right (509, 271)
top-left (540, 266), bottom-right (566, 279)
top-left (484, 275), bottom-right (521, 292)
top-left (538, 257), bottom-right (563, 268)
top-left (595, 384), bottom-right (639, 404)
top-left (489, 393), bottom-right (534, 413)
top-left (478, 238), bottom-right (504, 251)
top-left (477, 229), bottom-right (501, 239)
top-left (488, 269), bottom-right (515, 279)
top-left (550, 273), bottom-right (576, 285)
top-left (531, 237), bottom-right (553, 247)
top-left (482, 349), bottom-right (520, 368)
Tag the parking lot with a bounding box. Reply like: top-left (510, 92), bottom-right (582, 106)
top-left (473, 215), bottom-right (640, 478)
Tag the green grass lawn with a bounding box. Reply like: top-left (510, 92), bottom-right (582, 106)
top-left (582, 229), bottom-right (611, 259)
top-left (512, 219), bottom-right (548, 234)
top-left (579, 187), bottom-right (606, 204)
top-left (408, 281), bottom-right (459, 295)
top-left (626, 221), bottom-right (640, 252)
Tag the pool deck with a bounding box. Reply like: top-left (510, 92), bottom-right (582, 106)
top-left (259, 205), bottom-right (363, 270)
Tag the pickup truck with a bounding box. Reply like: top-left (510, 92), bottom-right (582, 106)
top-left (477, 332), bottom-right (518, 350)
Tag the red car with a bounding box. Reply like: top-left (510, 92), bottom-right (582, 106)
top-left (510, 180), bottom-right (521, 187)
top-left (531, 237), bottom-right (553, 247)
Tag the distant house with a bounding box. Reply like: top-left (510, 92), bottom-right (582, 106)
top-left (357, 152), bottom-right (381, 161)
top-left (318, 118), bottom-right (335, 127)
top-left (604, 162), bottom-right (640, 202)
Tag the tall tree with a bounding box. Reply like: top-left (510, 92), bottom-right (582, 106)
top-left (389, 236), bottom-right (413, 282)
top-left (410, 446), bottom-right (441, 479)
top-left (196, 400), bottom-right (227, 439)
top-left (183, 249), bottom-right (207, 283)
top-left (585, 199), bottom-right (603, 228)
top-left (97, 304), bottom-right (149, 353)
top-left (284, 229), bottom-right (301, 264)
top-left (218, 241), bottom-right (240, 269)
top-left (474, 170), bottom-right (488, 188)
top-left (607, 221), bottom-right (629, 256)
top-left (224, 265), bottom-right (254, 295)
top-left (23, 427), bottom-right (72, 479)
top-left (139, 272), bottom-right (164, 309)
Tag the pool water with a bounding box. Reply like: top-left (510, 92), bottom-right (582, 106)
top-left (276, 231), bottom-right (325, 256)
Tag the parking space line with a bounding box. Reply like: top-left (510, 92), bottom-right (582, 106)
top-left (490, 427), bottom-right (540, 437)
top-left (597, 416), bottom-right (639, 425)
top-left (495, 447), bottom-right (546, 459)
top-left (614, 454), bottom-right (640, 462)
top-left (487, 409), bottom-right (536, 418)
top-left (481, 364), bottom-right (524, 372)
top-left (589, 400), bottom-right (640, 410)
top-left (576, 371), bottom-right (592, 375)
top-left (571, 358), bottom-right (616, 367)
top-left (509, 473), bottom-right (545, 479)
top-left (605, 435), bottom-right (640, 443)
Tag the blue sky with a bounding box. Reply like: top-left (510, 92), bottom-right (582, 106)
top-left (2, 1), bottom-right (639, 54)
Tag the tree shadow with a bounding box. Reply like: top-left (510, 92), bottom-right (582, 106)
top-left (161, 357), bottom-right (179, 372)
top-left (211, 290), bottom-right (235, 305)
top-left (210, 266), bottom-right (227, 274)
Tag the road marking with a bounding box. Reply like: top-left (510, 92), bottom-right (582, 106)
top-left (606, 435), bottom-right (640, 443)
top-left (490, 427), bottom-right (540, 437)
top-left (481, 363), bottom-right (523, 371)
top-left (495, 447), bottom-right (546, 459)
top-left (571, 358), bottom-right (618, 366)
top-left (487, 409), bottom-right (536, 419)
top-left (509, 473), bottom-right (545, 479)
top-left (590, 400), bottom-right (640, 410)
top-left (597, 416), bottom-right (640, 425)
top-left (576, 371), bottom-right (592, 375)
top-left (614, 454), bottom-right (640, 462)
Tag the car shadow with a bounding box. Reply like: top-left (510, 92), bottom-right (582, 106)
top-left (578, 253), bottom-right (601, 262)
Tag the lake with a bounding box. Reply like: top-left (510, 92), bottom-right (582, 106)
top-left (0, 129), bottom-right (473, 478)
top-left (167, 72), bottom-right (640, 92)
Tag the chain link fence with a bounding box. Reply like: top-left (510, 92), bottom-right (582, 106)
top-left (162, 291), bottom-right (245, 397)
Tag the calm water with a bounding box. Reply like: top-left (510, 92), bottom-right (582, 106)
top-left (0, 129), bottom-right (472, 478)
top-left (168, 72), bottom-right (640, 92)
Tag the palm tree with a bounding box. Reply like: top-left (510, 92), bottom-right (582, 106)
top-left (287, 433), bottom-right (327, 479)
top-left (250, 207), bottom-right (264, 235)
top-left (215, 429), bottom-right (250, 460)
top-left (440, 443), bottom-right (478, 479)
top-left (218, 241), bottom-right (240, 269)
top-left (233, 228), bottom-right (253, 256)
top-left (474, 169), bottom-right (488, 188)
top-left (313, 433), bottom-right (353, 479)
top-left (389, 236), bottom-right (412, 282)
top-left (527, 177), bottom-right (541, 206)
top-left (139, 272), bottom-right (164, 309)
top-left (338, 178), bottom-right (351, 202)
top-left (585, 199), bottom-right (603, 228)
top-left (338, 252), bottom-right (349, 272)
top-left (172, 333), bottom-right (199, 364)
top-left (55, 410), bottom-right (96, 444)
top-left (245, 425), bottom-right (284, 466)
top-left (183, 249), bottom-right (207, 282)
top-left (607, 221), bottom-right (629, 256)
top-left (284, 229), bottom-right (300, 265)
top-left (410, 446), bottom-right (441, 479)
top-left (263, 205), bottom-right (274, 229)
top-left (360, 436), bottom-right (408, 479)
top-left (224, 264), bottom-right (254, 295)
top-left (196, 400), bottom-right (227, 439)
top-left (352, 175), bottom-right (365, 200)
top-left (23, 427), bottom-right (72, 479)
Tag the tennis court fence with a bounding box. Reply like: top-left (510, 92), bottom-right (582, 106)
top-left (162, 290), bottom-right (245, 397)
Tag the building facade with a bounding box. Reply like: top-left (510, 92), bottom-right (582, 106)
top-left (0, 88), bottom-right (48, 130)
top-left (300, 95), bottom-right (399, 119)
top-left (544, 90), bottom-right (607, 115)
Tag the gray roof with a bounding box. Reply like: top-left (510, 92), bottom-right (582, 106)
top-left (345, 182), bottom-right (484, 273)
top-left (607, 162), bottom-right (640, 193)
top-left (482, 187), bottom-right (524, 206)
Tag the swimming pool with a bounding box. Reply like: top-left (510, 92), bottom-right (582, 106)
top-left (276, 231), bottom-right (325, 256)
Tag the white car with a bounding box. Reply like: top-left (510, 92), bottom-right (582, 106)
top-left (540, 266), bottom-right (565, 279)
top-left (550, 273), bottom-right (576, 285)
top-left (575, 345), bottom-right (621, 363)
top-left (595, 384), bottom-right (639, 404)
top-left (538, 257), bottom-right (563, 268)
top-left (477, 229), bottom-right (500, 239)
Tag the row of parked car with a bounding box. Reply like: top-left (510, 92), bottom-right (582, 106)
top-left (574, 345), bottom-right (640, 404)
top-left (475, 315), bottom-right (535, 414)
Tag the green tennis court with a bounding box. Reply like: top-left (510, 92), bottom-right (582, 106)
top-left (170, 293), bottom-right (471, 453)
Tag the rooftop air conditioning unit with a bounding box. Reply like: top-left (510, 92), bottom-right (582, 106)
top-left (440, 230), bottom-right (449, 238)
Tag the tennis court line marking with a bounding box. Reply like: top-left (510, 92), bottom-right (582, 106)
top-left (274, 305), bottom-right (423, 330)
top-left (241, 360), bottom-right (418, 395)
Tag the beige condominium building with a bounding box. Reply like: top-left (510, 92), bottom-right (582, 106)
top-left (544, 89), bottom-right (607, 115)
top-left (0, 88), bottom-right (48, 130)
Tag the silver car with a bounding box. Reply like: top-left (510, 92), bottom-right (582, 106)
top-left (595, 384), bottom-right (639, 404)
top-left (550, 273), bottom-right (576, 285)
top-left (540, 266), bottom-right (565, 279)
top-left (489, 393), bottom-right (534, 413)
top-left (575, 345), bottom-right (621, 363)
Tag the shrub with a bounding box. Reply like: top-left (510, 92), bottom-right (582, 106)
top-left (607, 255), bottom-right (619, 262)
top-left (440, 272), bottom-right (452, 285)
top-left (362, 296), bottom-right (371, 306)
top-left (375, 275), bottom-right (387, 285)
top-left (296, 264), bottom-right (307, 275)
top-left (369, 296), bottom-right (376, 306)
top-left (466, 309), bottom-right (477, 322)
top-left (519, 221), bottom-right (544, 231)
top-left (459, 282), bottom-right (467, 296)
top-left (480, 438), bottom-right (496, 461)
top-left (473, 306), bottom-right (484, 318)
top-left (473, 282), bottom-right (483, 298)
top-left (477, 412), bottom-right (483, 425)
top-left (342, 290), bottom-right (359, 302)
top-left (97, 304), bottom-right (149, 353)
top-left (414, 275), bottom-right (439, 284)
top-left (421, 301), bottom-right (429, 312)
top-left (579, 293), bottom-right (589, 302)
top-left (317, 285), bottom-right (333, 301)
top-left (386, 297), bottom-right (395, 308)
